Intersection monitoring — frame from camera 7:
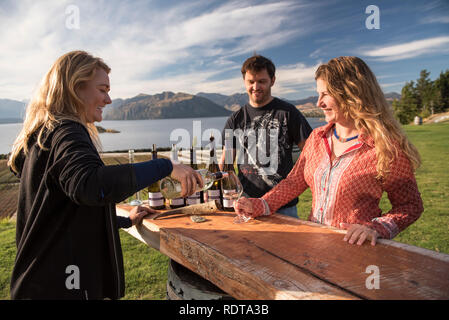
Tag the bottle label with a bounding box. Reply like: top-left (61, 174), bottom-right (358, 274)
top-left (149, 192), bottom-right (164, 206)
top-left (186, 192), bottom-right (201, 205)
top-left (223, 189), bottom-right (236, 208)
top-left (223, 198), bottom-right (234, 208)
top-left (170, 198), bottom-right (184, 205)
top-left (207, 189), bottom-right (221, 201)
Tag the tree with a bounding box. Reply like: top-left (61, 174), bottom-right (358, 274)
top-left (415, 69), bottom-right (433, 117)
top-left (394, 81), bottom-right (418, 124)
top-left (433, 70), bottom-right (449, 113)
top-left (394, 69), bottom-right (449, 124)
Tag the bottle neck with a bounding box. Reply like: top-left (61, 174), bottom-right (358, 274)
top-left (170, 147), bottom-right (178, 162)
top-left (210, 171), bottom-right (229, 180)
top-left (190, 148), bottom-right (197, 165)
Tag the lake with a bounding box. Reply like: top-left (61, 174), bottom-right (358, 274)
top-left (0, 117), bottom-right (325, 155)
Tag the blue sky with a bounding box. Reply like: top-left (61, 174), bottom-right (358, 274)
top-left (0, 0), bottom-right (448, 101)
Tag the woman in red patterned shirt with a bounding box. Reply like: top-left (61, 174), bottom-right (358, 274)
top-left (235, 56), bottom-right (423, 246)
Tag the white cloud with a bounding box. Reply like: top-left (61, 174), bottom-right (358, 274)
top-left (420, 15), bottom-right (449, 24)
top-left (0, 0), bottom-right (317, 100)
top-left (272, 62), bottom-right (321, 96)
top-left (109, 61), bottom-right (320, 99)
top-left (361, 36), bottom-right (449, 61)
top-left (380, 81), bottom-right (405, 88)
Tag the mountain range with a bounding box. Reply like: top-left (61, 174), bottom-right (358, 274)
top-left (0, 99), bottom-right (26, 123)
top-left (0, 92), bottom-right (401, 122)
top-left (103, 91), bottom-right (232, 120)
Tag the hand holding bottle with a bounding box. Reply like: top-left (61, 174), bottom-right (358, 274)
top-left (170, 163), bottom-right (204, 198)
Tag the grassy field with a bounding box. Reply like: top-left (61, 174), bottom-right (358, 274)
top-left (0, 122), bottom-right (448, 299)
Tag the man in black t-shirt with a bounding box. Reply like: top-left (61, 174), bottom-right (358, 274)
top-left (220, 55), bottom-right (312, 218)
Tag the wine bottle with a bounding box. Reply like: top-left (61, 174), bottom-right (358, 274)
top-left (128, 149), bottom-right (142, 205)
top-left (204, 133), bottom-right (221, 203)
top-left (168, 144), bottom-right (185, 209)
top-left (185, 146), bottom-right (201, 205)
top-left (160, 169), bottom-right (229, 200)
top-left (147, 144), bottom-right (166, 210)
top-left (222, 131), bottom-right (237, 211)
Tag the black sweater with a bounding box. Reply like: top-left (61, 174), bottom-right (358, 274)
top-left (10, 120), bottom-right (170, 299)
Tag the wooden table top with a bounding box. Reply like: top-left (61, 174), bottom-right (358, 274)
top-left (116, 204), bottom-right (449, 300)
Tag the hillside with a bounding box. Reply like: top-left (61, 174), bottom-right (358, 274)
top-left (104, 91), bottom-right (232, 120)
top-left (196, 92), bottom-right (248, 112)
top-left (0, 99), bottom-right (26, 120)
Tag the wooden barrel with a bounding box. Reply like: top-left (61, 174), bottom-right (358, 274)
top-left (166, 259), bottom-right (235, 300)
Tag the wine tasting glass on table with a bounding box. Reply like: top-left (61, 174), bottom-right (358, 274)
top-left (220, 171), bottom-right (246, 223)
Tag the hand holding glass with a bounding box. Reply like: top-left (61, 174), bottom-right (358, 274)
top-left (220, 171), bottom-right (248, 223)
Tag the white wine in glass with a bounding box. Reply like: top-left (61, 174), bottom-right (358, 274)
top-left (220, 171), bottom-right (248, 223)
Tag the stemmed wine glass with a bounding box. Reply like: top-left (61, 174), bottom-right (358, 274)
top-left (220, 171), bottom-right (249, 223)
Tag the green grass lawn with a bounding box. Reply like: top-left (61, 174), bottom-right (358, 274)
top-left (0, 122), bottom-right (448, 299)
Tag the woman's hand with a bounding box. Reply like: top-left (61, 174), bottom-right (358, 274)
top-left (340, 223), bottom-right (379, 246)
top-left (170, 163), bottom-right (203, 197)
top-left (235, 197), bottom-right (266, 218)
top-left (235, 197), bottom-right (254, 217)
top-left (129, 205), bottom-right (156, 226)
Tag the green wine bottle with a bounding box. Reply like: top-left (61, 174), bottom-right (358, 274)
top-left (148, 144), bottom-right (166, 210)
top-left (186, 146), bottom-right (201, 205)
top-left (168, 144), bottom-right (185, 209)
top-left (205, 133), bottom-right (221, 203)
top-left (222, 131), bottom-right (236, 211)
top-left (160, 169), bottom-right (228, 200)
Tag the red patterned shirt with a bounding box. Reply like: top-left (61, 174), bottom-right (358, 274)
top-left (262, 123), bottom-right (423, 239)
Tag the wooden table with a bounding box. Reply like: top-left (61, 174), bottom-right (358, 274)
top-left (116, 204), bottom-right (449, 300)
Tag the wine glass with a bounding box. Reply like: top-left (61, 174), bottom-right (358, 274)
top-left (220, 171), bottom-right (247, 223)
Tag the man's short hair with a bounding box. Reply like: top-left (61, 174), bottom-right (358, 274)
top-left (241, 55), bottom-right (276, 79)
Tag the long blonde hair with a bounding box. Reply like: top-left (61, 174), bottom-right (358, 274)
top-left (315, 56), bottom-right (420, 179)
top-left (8, 50), bottom-right (110, 173)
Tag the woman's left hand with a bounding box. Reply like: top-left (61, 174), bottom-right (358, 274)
top-left (340, 223), bottom-right (379, 246)
top-left (129, 205), bottom-right (156, 226)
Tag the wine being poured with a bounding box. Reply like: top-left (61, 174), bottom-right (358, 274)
top-left (160, 169), bottom-right (229, 200)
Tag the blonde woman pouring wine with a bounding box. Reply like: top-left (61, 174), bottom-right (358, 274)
top-left (8, 51), bottom-right (201, 299)
top-left (235, 56), bottom-right (423, 246)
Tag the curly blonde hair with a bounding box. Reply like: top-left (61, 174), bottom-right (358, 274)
top-left (8, 50), bottom-right (110, 173)
top-left (315, 56), bottom-right (420, 179)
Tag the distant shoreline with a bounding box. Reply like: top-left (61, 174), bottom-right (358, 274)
top-left (0, 118), bottom-right (22, 124)
top-left (96, 126), bottom-right (120, 133)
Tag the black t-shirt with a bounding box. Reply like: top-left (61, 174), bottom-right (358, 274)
top-left (222, 97), bottom-right (312, 209)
